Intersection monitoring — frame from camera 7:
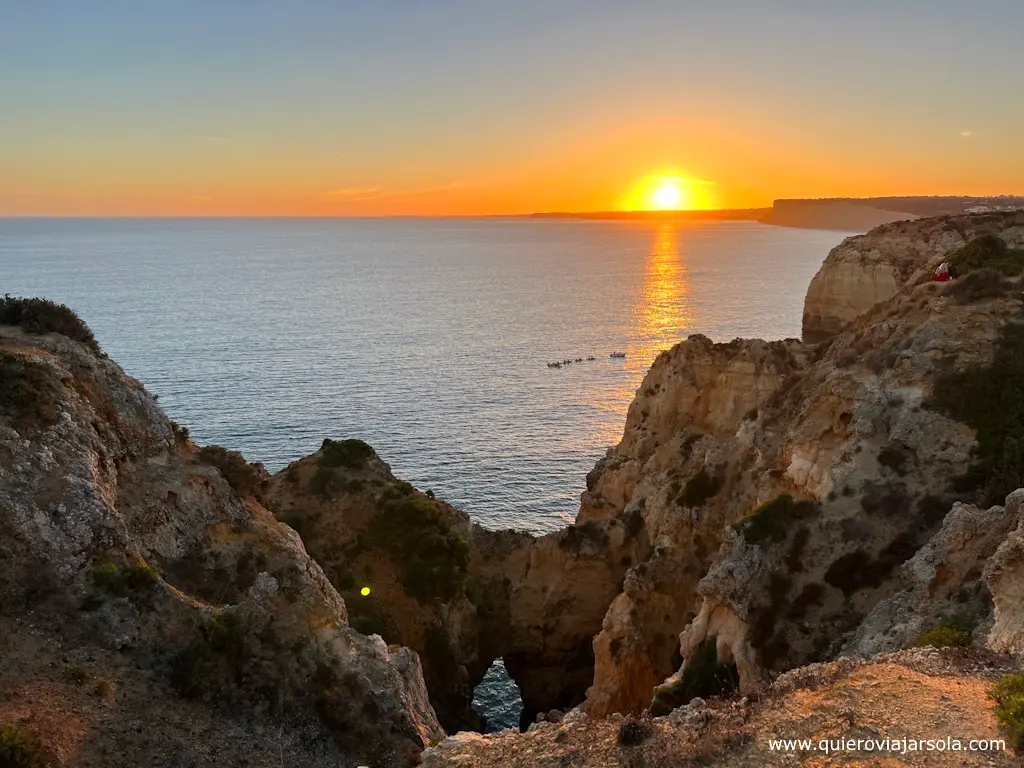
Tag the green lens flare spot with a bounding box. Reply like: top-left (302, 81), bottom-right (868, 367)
top-left (360, 586), bottom-right (371, 596)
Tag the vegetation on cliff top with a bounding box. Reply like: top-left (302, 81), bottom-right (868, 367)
top-left (197, 445), bottom-right (265, 498)
top-left (318, 438), bottom-right (375, 469)
top-left (949, 234), bottom-right (1024, 278)
top-left (948, 268), bottom-right (1012, 304)
top-left (368, 494), bottom-right (470, 602)
top-left (993, 672), bottom-right (1024, 750)
top-left (0, 294), bottom-right (100, 353)
top-left (927, 322), bottom-right (1024, 506)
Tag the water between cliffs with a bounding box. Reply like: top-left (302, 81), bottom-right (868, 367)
top-left (0, 216), bottom-right (851, 728)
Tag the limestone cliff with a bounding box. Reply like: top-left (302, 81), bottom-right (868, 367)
top-left (265, 448), bottom-right (644, 731)
top-left (0, 304), bottom-right (442, 767)
top-left (802, 211), bottom-right (1024, 342)
top-left (576, 215), bottom-right (1024, 717)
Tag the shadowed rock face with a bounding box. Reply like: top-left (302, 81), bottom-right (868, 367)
top-left (802, 211), bottom-right (1024, 343)
top-left (0, 322), bottom-right (442, 767)
top-left (265, 450), bottom-right (646, 732)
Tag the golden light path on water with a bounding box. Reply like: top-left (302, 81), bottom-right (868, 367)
top-left (589, 224), bottom-right (694, 448)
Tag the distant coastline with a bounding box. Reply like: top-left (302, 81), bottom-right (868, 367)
top-left (534, 195), bottom-right (1024, 233)
top-left (531, 208), bottom-right (768, 222)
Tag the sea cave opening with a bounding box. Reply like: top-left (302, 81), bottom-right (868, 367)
top-left (471, 658), bottom-right (524, 733)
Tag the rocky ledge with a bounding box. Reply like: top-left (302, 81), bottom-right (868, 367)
top-left (802, 211), bottom-right (1024, 342)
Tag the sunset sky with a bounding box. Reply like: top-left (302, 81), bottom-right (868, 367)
top-left (2, 1), bottom-right (1022, 216)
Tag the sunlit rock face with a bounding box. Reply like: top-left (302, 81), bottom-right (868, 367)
top-left (579, 215), bottom-right (1024, 715)
top-left (802, 211), bottom-right (1024, 343)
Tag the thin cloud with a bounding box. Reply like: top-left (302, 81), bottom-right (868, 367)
top-left (958, 130), bottom-right (974, 138)
top-left (323, 187), bottom-right (385, 200)
top-left (322, 182), bottom-right (478, 202)
top-left (659, 176), bottom-right (716, 186)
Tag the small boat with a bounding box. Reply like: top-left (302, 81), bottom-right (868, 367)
top-left (610, 352), bottom-right (626, 359)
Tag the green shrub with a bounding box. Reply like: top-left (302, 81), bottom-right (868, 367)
top-left (0, 352), bottom-right (58, 431)
top-left (677, 469), bottom-right (721, 507)
top-left (169, 421), bottom-right (190, 442)
top-left (913, 625), bottom-right (971, 649)
top-left (927, 323), bottom-right (1024, 505)
top-left (0, 295), bottom-right (100, 353)
top-left (913, 612), bottom-right (975, 649)
top-left (948, 268), bottom-right (1011, 304)
top-left (993, 672), bottom-right (1024, 750)
top-left (948, 235), bottom-right (1024, 277)
top-left (90, 562), bottom-right (159, 597)
top-left (367, 496), bottom-right (470, 602)
top-left (196, 445), bottom-right (263, 497)
top-left (318, 438), bottom-right (375, 469)
top-left (0, 724), bottom-right (44, 767)
top-left (650, 639), bottom-right (739, 716)
top-left (732, 494), bottom-right (817, 544)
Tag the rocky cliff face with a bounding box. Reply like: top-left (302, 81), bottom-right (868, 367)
top-left (0, 313), bottom-right (443, 767)
top-left (573, 215), bottom-right (1024, 719)
top-left (802, 211), bottom-right (1024, 342)
top-left (265, 447), bottom-right (643, 731)
top-left (578, 336), bottom-right (808, 716)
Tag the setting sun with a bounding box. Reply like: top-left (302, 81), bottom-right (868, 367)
top-left (653, 182), bottom-right (682, 209)
top-left (621, 174), bottom-right (716, 212)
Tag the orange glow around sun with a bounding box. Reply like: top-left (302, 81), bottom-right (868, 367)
top-left (621, 174), bottom-right (714, 211)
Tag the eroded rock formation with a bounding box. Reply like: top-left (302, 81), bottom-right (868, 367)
top-left (265, 446), bottom-right (645, 731)
top-left (577, 213), bottom-right (1024, 717)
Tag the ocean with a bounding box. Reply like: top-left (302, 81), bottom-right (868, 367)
top-left (0, 216), bottom-right (851, 728)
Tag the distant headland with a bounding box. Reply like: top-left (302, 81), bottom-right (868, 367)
top-left (533, 195), bottom-right (1024, 232)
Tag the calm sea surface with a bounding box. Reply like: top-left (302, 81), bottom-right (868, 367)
top-left (1, 216), bottom-right (850, 728)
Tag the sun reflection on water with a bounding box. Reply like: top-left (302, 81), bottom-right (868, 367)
top-left (590, 224), bottom-right (693, 446)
